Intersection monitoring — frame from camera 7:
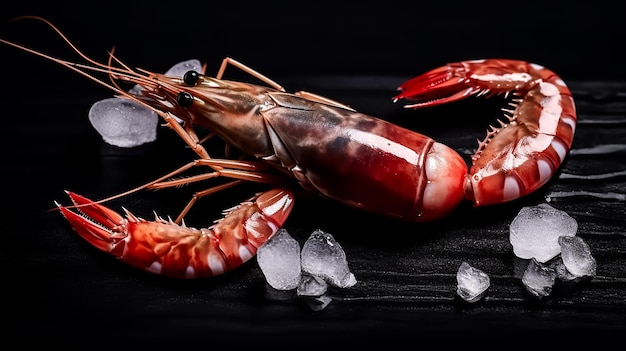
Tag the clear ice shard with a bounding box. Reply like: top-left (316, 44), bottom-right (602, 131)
top-left (257, 229), bottom-right (302, 290)
top-left (297, 273), bottom-right (328, 297)
top-left (558, 236), bottom-right (597, 278)
top-left (547, 257), bottom-right (578, 282)
top-left (509, 203), bottom-right (578, 263)
top-left (456, 261), bottom-right (490, 303)
top-left (301, 229), bottom-right (357, 288)
top-left (522, 258), bottom-right (557, 298)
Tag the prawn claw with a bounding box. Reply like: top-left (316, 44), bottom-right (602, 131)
top-left (56, 191), bottom-right (126, 254)
top-left (393, 62), bottom-right (476, 108)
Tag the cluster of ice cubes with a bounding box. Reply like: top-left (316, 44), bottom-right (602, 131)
top-left (88, 59), bottom-right (202, 148)
top-left (256, 204), bottom-right (594, 307)
top-left (511, 203), bottom-right (596, 298)
top-left (455, 202), bottom-right (597, 303)
top-left (257, 228), bottom-right (357, 311)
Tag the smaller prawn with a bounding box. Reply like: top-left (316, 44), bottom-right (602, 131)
top-left (1, 16), bottom-right (296, 278)
top-left (57, 190), bottom-right (293, 278)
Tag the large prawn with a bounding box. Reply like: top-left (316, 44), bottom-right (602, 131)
top-left (1, 17), bottom-right (576, 279)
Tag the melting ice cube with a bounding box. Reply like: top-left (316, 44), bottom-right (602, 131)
top-left (88, 97), bottom-right (158, 148)
top-left (257, 229), bottom-right (302, 290)
top-left (456, 261), bottom-right (490, 303)
top-left (301, 229), bottom-right (357, 288)
top-left (509, 203), bottom-right (578, 263)
top-left (558, 236), bottom-right (597, 278)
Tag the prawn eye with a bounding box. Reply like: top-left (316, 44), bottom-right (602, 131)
top-left (176, 92), bottom-right (194, 107)
top-left (183, 70), bottom-right (200, 86)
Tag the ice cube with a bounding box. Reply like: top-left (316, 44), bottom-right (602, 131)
top-left (164, 59), bottom-right (203, 77)
top-left (509, 203), bottom-right (578, 262)
top-left (558, 236), bottom-right (597, 278)
top-left (522, 258), bottom-right (557, 298)
top-left (547, 257), bottom-right (579, 282)
top-left (256, 229), bottom-right (302, 290)
top-left (456, 261), bottom-right (490, 303)
top-left (88, 97), bottom-right (158, 147)
top-left (297, 272), bottom-right (328, 297)
top-left (301, 229), bottom-right (357, 288)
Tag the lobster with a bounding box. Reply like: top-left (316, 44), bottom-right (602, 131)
top-left (1, 17), bottom-right (576, 279)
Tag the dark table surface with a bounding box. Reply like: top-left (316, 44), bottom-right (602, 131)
top-left (2, 2), bottom-right (625, 348)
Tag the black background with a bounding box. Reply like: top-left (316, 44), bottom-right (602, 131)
top-left (2, 1), bottom-right (626, 81)
top-left (2, 1), bottom-right (625, 348)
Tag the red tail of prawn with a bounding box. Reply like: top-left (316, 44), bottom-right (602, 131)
top-left (56, 189), bottom-right (294, 278)
top-left (394, 59), bottom-right (577, 206)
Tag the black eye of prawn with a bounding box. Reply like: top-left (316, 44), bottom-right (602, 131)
top-left (182, 70), bottom-right (200, 86)
top-left (176, 92), bottom-right (194, 107)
